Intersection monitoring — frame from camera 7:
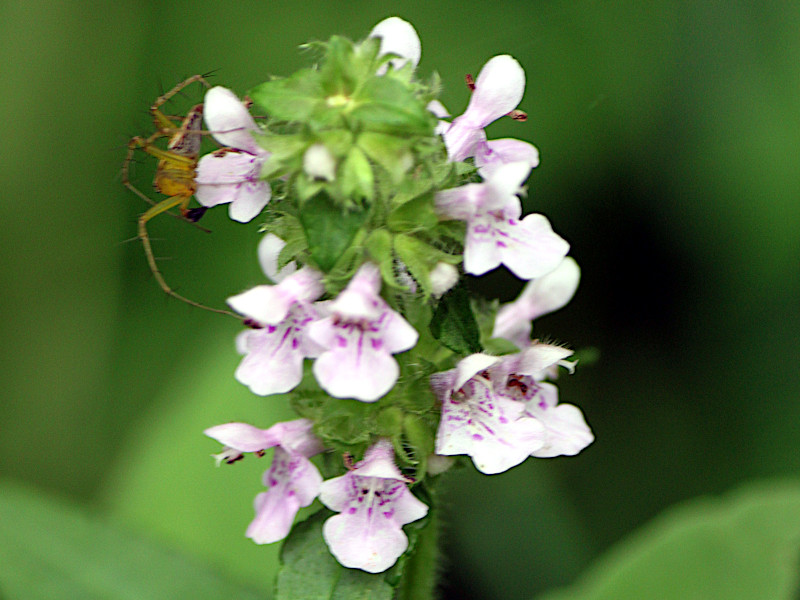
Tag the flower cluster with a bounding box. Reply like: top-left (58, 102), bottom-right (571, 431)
top-left (196, 17), bottom-right (593, 575)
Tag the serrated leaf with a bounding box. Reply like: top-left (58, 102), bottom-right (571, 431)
top-left (299, 191), bottom-right (366, 272)
top-left (537, 479), bottom-right (800, 600)
top-left (0, 480), bottom-right (263, 600)
top-left (277, 511), bottom-right (394, 600)
top-left (430, 282), bottom-right (482, 355)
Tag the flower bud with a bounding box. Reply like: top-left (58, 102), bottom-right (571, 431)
top-left (303, 143), bottom-right (337, 182)
top-left (429, 262), bottom-right (459, 297)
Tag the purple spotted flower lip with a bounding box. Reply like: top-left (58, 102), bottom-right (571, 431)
top-left (434, 161), bottom-right (569, 280)
top-left (441, 55), bottom-right (539, 177)
top-left (204, 419), bottom-right (324, 545)
top-left (492, 344), bottom-right (594, 458)
top-left (227, 235), bottom-right (325, 396)
top-left (308, 262), bottom-right (419, 402)
top-left (493, 257), bottom-right (581, 348)
top-left (194, 86), bottom-right (272, 223)
top-left (432, 353), bottom-right (547, 474)
top-left (319, 439), bottom-right (428, 573)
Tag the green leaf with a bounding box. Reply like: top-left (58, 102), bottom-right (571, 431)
top-left (277, 511), bottom-right (394, 600)
top-left (429, 282), bottom-right (482, 355)
top-left (249, 70), bottom-right (328, 123)
top-left (357, 132), bottom-right (413, 184)
top-left (538, 479), bottom-right (800, 600)
top-left (0, 479), bottom-right (263, 600)
top-left (350, 77), bottom-right (434, 137)
top-left (394, 233), bottom-right (457, 299)
top-left (364, 229), bottom-right (397, 287)
top-left (340, 146), bottom-right (375, 202)
top-left (299, 191), bottom-right (367, 272)
top-left (388, 193), bottom-right (439, 233)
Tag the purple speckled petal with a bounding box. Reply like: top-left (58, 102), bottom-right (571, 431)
top-left (318, 440), bottom-right (428, 572)
top-left (434, 359), bottom-right (546, 474)
top-left (234, 322), bottom-right (308, 396)
top-left (245, 447), bottom-right (323, 544)
top-left (477, 138), bottom-right (540, 178)
top-left (498, 213), bottom-right (570, 281)
top-left (521, 382), bottom-right (594, 458)
top-left (313, 339), bottom-right (399, 401)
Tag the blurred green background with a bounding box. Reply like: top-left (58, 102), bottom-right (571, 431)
top-left (2, 1), bottom-right (799, 598)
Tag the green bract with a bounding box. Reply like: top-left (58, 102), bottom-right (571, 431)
top-left (249, 35), bottom-right (438, 209)
top-left (251, 29), bottom-right (464, 304)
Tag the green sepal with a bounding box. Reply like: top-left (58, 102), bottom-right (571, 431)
top-left (299, 191), bottom-right (367, 272)
top-left (249, 69), bottom-right (335, 126)
top-left (394, 234), bottom-right (460, 300)
top-left (315, 128), bottom-right (354, 157)
top-left (257, 134), bottom-right (308, 180)
top-left (350, 76), bottom-right (435, 137)
top-left (294, 172), bottom-right (326, 202)
top-left (357, 132), bottom-right (413, 184)
top-left (364, 229), bottom-right (398, 288)
top-left (403, 414), bottom-right (435, 478)
top-left (376, 406), bottom-right (404, 437)
top-left (430, 281), bottom-right (483, 355)
top-left (388, 193), bottom-right (439, 233)
top-left (340, 146), bottom-right (375, 202)
top-left (433, 219), bottom-right (467, 244)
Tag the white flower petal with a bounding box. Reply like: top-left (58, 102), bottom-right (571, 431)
top-left (195, 151), bottom-right (259, 185)
top-left (234, 327), bottom-right (306, 395)
top-left (313, 343), bottom-right (399, 401)
top-left (498, 214), bottom-right (570, 280)
top-left (204, 86), bottom-right (260, 153)
top-left (258, 233), bottom-right (297, 283)
top-left (203, 422), bottom-right (272, 452)
top-left (228, 180), bottom-right (271, 222)
top-left (246, 449), bottom-right (323, 544)
top-left (464, 55), bottom-right (525, 127)
top-left (370, 17), bottom-right (421, 71)
top-left (477, 138), bottom-right (540, 177)
top-left (514, 257), bottom-right (580, 323)
top-left (227, 285), bottom-right (292, 324)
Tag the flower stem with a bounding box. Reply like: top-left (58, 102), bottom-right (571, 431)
top-left (397, 502), bottom-right (440, 600)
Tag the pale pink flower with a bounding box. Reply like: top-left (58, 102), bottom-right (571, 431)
top-left (441, 55), bottom-right (539, 176)
top-left (204, 419), bottom-right (324, 544)
top-left (228, 235), bottom-right (324, 396)
top-left (195, 86), bottom-right (271, 222)
top-left (431, 354), bottom-right (546, 474)
top-left (434, 161), bottom-right (569, 279)
top-left (319, 439), bottom-right (428, 573)
top-left (308, 263), bottom-right (418, 401)
top-left (493, 343), bottom-right (593, 458)
top-left (493, 257), bottom-right (581, 348)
